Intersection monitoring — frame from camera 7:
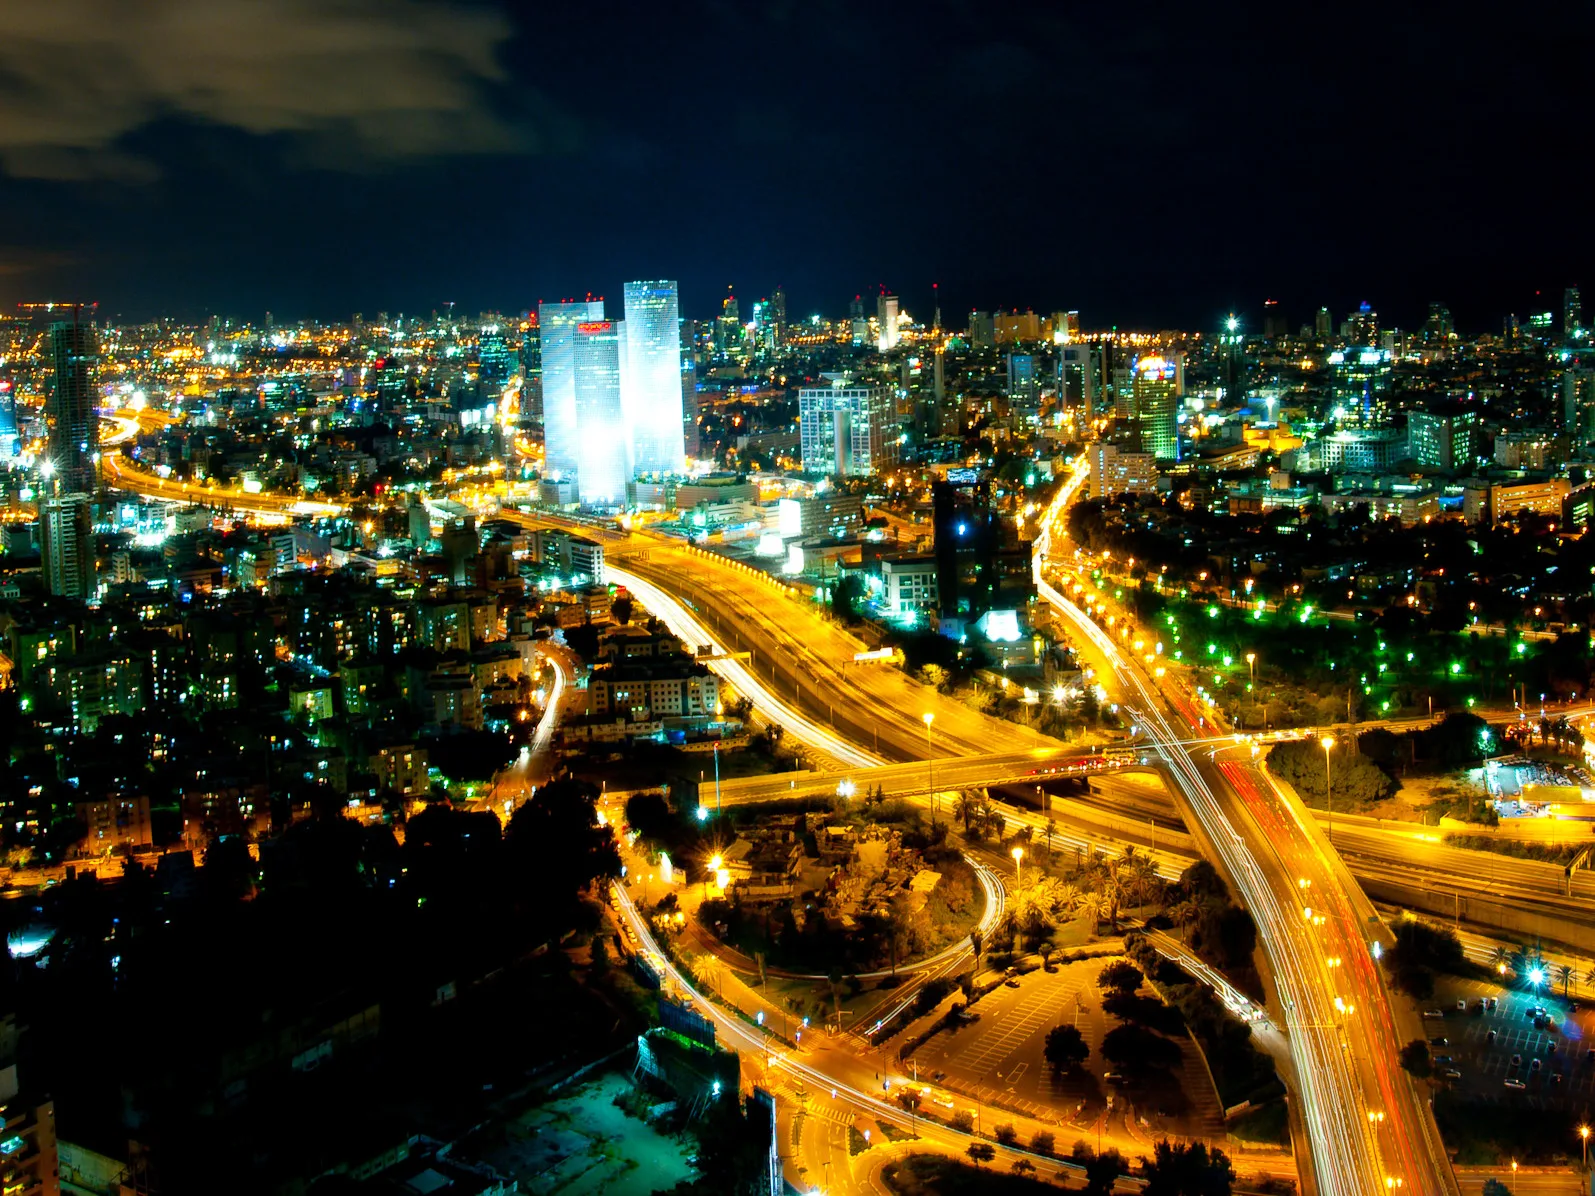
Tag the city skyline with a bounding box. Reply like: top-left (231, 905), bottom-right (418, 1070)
top-left (0, 3), bottom-right (1591, 329)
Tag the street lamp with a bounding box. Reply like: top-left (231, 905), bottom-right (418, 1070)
top-left (922, 713), bottom-right (936, 816)
top-left (1580, 1123), bottom-right (1591, 1169)
top-left (1321, 736), bottom-right (1336, 844)
top-left (1246, 651), bottom-right (1256, 687)
top-left (1011, 845), bottom-right (1024, 885)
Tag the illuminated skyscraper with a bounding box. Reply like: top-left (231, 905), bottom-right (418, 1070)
top-left (573, 318), bottom-right (628, 504)
top-left (1565, 287), bottom-right (1583, 341)
top-left (47, 319), bottom-right (100, 497)
top-left (877, 292), bottom-right (900, 350)
top-left (40, 492), bottom-right (95, 600)
top-left (538, 299), bottom-right (604, 491)
top-left (799, 373), bottom-right (896, 476)
top-left (621, 280), bottom-right (685, 475)
top-left (1128, 356), bottom-right (1180, 461)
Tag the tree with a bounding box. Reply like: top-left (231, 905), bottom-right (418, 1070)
top-left (1399, 1039), bottom-right (1432, 1078)
top-left (1084, 1148), bottom-right (1127, 1196)
top-left (1030, 1130), bottom-right (1056, 1156)
top-left (954, 790), bottom-right (981, 835)
top-left (1044, 1024), bottom-right (1090, 1073)
top-left (1557, 963), bottom-right (1574, 997)
top-left (612, 595), bottom-right (635, 624)
top-left (1140, 1139), bottom-right (1236, 1196)
top-left (993, 1122), bottom-right (1017, 1145)
top-left (1098, 959), bottom-right (1144, 995)
top-left (1101, 1023), bottom-right (1183, 1073)
top-left (1481, 1181), bottom-right (1511, 1196)
top-left (1012, 1159), bottom-right (1036, 1176)
top-left (950, 1110), bottom-right (975, 1133)
top-left (966, 1143), bottom-right (996, 1168)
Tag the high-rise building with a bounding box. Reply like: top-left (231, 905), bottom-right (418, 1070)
top-left (876, 292), bottom-right (900, 350)
top-left (1006, 353), bottom-right (1041, 423)
top-left (1422, 303), bottom-right (1455, 343)
top-left (994, 310), bottom-right (1041, 344)
top-left (1565, 287), bottom-right (1583, 341)
top-left (573, 319), bottom-right (628, 504)
top-left (681, 358), bottom-right (701, 459)
top-left (477, 327), bottom-right (512, 384)
top-left (1057, 343), bottom-right (1099, 416)
top-left (47, 319), bottom-right (101, 497)
top-left (1262, 300), bottom-right (1287, 340)
top-left (1088, 443), bottom-right (1158, 499)
top-left (967, 311), bottom-right (994, 348)
top-left (1563, 366), bottom-right (1595, 445)
top-left (1344, 301), bottom-right (1378, 344)
top-left (1052, 311), bottom-right (1081, 344)
top-left (621, 280), bottom-right (685, 475)
top-left (799, 373), bottom-right (896, 476)
top-left (1128, 356), bottom-right (1180, 460)
top-left (1314, 306), bottom-right (1333, 340)
top-left (538, 299), bottom-right (605, 490)
top-left (40, 492), bottom-right (95, 600)
top-left (1407, 410), bottom-right (1478, 474)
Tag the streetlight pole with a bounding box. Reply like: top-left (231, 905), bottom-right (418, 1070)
top-left (923, 712), bottom-right (936, 817)
top-left (1321, 735), bottom-right (1335, 844)
top-left (1246, 652), bottom-right (1256, 724)
top-left (1011, 846), bottom-right (1024, 886)
top-left (1581, 1124), bottom-right (1591, 1171)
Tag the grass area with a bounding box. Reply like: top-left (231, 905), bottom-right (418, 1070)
top-left (1443, 834), bottom-right (1587, 865)
top-left (1435, 1091), bottom-right (1578, 1166)
top-left (882, 1153), bottom-right (1062, 1194)
top-left (1229, 1099), bottom-right (1290, 1148)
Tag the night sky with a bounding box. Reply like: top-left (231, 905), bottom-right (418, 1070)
top-left (1, 1), bottom-right (1591, 333)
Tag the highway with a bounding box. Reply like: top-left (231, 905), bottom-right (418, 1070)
top-left (488, 640), bottom-right (578, 809)
top-left (1037, 463), bottom-right (1459, 1194)
top-left (102, 448), bottom-right (346, 518)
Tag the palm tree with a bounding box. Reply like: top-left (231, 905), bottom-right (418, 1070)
top-left (1490, 945), bottom-right (1511, 973)
top-left (1558, 964), bottom-right (1575, 998)
top-left (954, 790), bottom-right (980, 834)
top-left (1168, 899), bottom-right (1201, 943)
top-left (690, 952), bottom-right (723, 998)
top-left (1076, 889), bottom-right (1109, 929)
top-left (1043, 817), bottom-right (1057, 860)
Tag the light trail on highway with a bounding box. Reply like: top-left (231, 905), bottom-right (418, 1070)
top-left (1037, 462), bottom-right (1458, 1193)
top-left (607, 563), bottom-right (879, 770)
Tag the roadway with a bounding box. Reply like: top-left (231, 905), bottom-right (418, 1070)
top-left (101, 448), bottom-right (346, 518)
top-left (487, 640), bottom-right (579, 809)
top-left (1037, 462), bottom-right (1460, 1194)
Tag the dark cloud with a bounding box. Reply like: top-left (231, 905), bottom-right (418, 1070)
top-left (0, 0), bottom-right (531, 179)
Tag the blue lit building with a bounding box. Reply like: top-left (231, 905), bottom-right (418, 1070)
top-left (538, 299), bottom-right (605, 494)
top-left (622, 280), bottom-right (685, 475)
top-left (573, 318), bottom-right (628, 505)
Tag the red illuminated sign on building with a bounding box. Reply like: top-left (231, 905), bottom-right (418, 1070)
top-left (577, 321), bottom-right (613, 334)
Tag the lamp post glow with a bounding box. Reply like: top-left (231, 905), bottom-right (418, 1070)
top-left (1246, 651), bottom-right (1256, 690)
top-left (1321, 735), bottom-right (1335, 844)
top-left (1580, 1123), bottom-right (1590, 1169)
top-left (922, 712), bottom-right (936, 816)
top-left (1011, 845), bottom-right (1024, 885)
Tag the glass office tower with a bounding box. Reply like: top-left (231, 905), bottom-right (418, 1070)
top-left (573, 319), bottom-right (628, 504)
top-left (621, 280), bottom-right (685, 475)
top-left (48, 319), bottom-right (101, 497)
top-left (537, 300), bottom-right (604, 492)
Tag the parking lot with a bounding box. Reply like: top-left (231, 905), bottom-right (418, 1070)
top-left (1429, 973), bottom-right (1595, 1109)
top-left (903, 956), bottom-right (1224, 1138)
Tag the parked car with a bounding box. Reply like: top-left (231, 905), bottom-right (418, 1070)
top-left (1505, 1079), bottom-right (1527, 1090)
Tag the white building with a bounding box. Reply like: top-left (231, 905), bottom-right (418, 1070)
top-left (622, 280), bottom-right (685, 475)
top-left (537, 299), bottom-right (605, 495)
top-left (573, 318), bottom-right (628, 504)
top-left (799, 374), bottom-right (896, 477)
top-left (1088, 443), bottom-right (1158, 500)
top-left (879, 555), bottom-right (937, 614)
